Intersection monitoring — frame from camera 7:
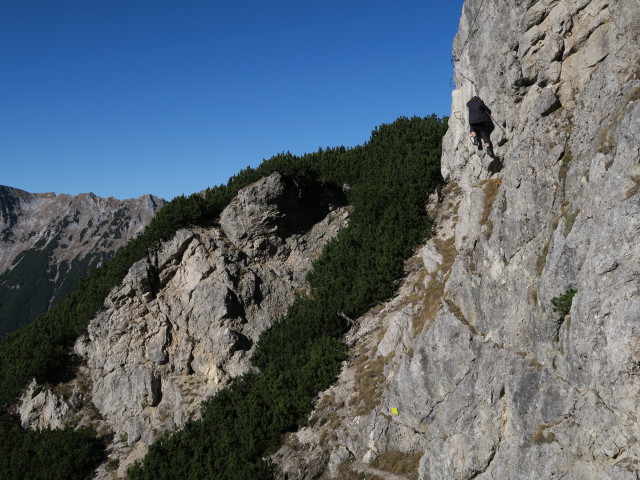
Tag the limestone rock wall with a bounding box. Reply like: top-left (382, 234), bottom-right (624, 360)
top-left (274, 1), bottom-right (640, 479)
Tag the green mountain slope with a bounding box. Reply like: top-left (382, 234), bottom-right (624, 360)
top-left (0, 116), bottom-right (447, 480)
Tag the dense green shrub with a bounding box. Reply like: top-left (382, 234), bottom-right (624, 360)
top-left (0, 414), bottom-right (105, 480)
top-left (551, 288), bottom-right (577, 317)
top-left (0, 115), bottom-right (447, 480)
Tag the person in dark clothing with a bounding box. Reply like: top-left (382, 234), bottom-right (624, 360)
top-left (467, 96), bottom-right (495, 157)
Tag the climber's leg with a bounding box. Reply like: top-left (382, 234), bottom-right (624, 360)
top-left (478, 123), bottom-right (493, 156)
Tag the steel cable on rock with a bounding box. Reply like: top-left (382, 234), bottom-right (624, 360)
top-left (453, 0), bottom-right (486, 63)
top-left (450, 0), bottom-right (508, 137)
top-left (450, 0), bottom-right (486, 97)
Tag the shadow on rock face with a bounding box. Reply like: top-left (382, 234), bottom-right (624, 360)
top-left (275, 175), bottom-right (348, 239)
top-left (488, 157), bottom-right (504, 176)
top-left (42, 351), bottom-right (84, 385)
top-left (220, 172), bottom-right (348, 254)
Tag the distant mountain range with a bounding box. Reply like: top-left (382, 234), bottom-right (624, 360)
top-left (0, 186), bottom-right (164, 335)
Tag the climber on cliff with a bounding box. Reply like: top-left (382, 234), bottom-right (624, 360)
top-left (467, 96), bottom-right (495, 158)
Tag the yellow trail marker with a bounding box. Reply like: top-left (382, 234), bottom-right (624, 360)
top-left (390, 407), bottom-right (399, 415)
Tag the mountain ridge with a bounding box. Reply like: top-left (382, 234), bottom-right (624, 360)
top-left (0, 185), bottom-right (165, 334)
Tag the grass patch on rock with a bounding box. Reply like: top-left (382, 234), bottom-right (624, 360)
top-left (532, 424), bottom-right (558, 445)
top-left (349, 348), bottom-right (394, 416)
top-left (563, 209), bottom-right (580, 236)
top-left (536, 237), bottom-right (551, 277)
top-left (411, 236), bottom-right (457, 334)
top-left (331, 461), bottom-right (384, 480)
top-left (626, 177), bottom-right (640, 199)
top-left (371, 450), bottom-right (422, 480)
top-left (479, 179), bottom-right (501, 237)
top-left (559, 150), bottom-right (573, 182)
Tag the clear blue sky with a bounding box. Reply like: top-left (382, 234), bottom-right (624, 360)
top-left (1, 0), bottom-right (464, 200)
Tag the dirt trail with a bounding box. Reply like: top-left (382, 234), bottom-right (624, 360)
top-left (352, 462), bottom-right (414, 480)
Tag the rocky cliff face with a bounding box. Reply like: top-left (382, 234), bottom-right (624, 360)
top-left (0, 186), bottom-right (164, 334)
top-left (18, 173), bottom-right (349, 478)
top-left (273, 1), bottom-right (640, 478)
top-left (15, 1), bottom-right (640, 478)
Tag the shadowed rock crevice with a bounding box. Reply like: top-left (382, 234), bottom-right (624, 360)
top-left (273, 176), bottom-right (347, 239)
top-left (220, 173), bottom-right (347, 259)
top-left (0, 186), bottom-right (25, 240)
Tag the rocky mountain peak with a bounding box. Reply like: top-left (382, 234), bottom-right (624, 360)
top-left (0, 186), bottom-right (165, 334)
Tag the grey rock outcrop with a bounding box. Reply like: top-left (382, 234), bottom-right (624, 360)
top-left (274, 1), bottom-right (640, 479)
top-left (18, 173), bottom-right (349, 478)
top-left (0, 186), bottom-right (164, 334)
top-left (18, 379), bottom-right (70, 430)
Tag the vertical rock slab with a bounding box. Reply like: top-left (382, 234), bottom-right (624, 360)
top-left (273, 1), bottom-right (640, 479)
